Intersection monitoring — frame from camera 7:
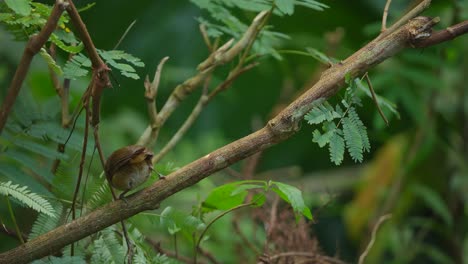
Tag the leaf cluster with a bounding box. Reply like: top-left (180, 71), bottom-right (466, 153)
top-left (304, 76), bottom-right (371, 165)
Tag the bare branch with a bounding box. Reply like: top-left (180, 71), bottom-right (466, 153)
top-left (358, 214), bottom-right (392, 264)
top-left (137, 11), bottom-right (270, 147)
top-left (413, 20), bottom-right (468, 47)
top-left (142, 56), bottom-right (170, 146)
top-left (381, 0), bottom-right (392, 32)
top-left (378, 0), bottom-right (431, 39)
top-left (363, 72), bottom-right (389, 126)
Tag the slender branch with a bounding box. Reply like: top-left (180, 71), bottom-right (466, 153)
top-left (5, 197), bottom-right (24, 244)
top-left (152, 62), bottom-right (257, 164)
top-left (194, 202), bottom-right (255, 263)
top-left (232, 220), bottom-right (261, 255)
top-left (114, 20), bottom-right (137, 50)
top-left (413, 20), bottom-right (468, 47)
top-left (358, 214), bottom-right (392, 264)
top-left (381, 0), bottom-right (392, 32)
top-left (143, 56), bottom-right (170, 147)
top-left (363, 72), bottom-right (389, 126)
top-left (0, 0), bottom-right (68, 134)
top-left (378, 0), bottom-right (431, 39)
top-left (152, 87), bottom-right (209, 164)
top-left (0, 222), bottom-right (28, 243)
top-left (137, 11), bottom-right (270, 147)
top-left (0, 14), bottom-right (462, 264)
top-left (199, 24), bottom-right (213, 51)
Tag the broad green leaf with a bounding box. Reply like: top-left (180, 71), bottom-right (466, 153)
top-left (203, 181), bottom-right (263, 211)
top-left (272, 181), bottom-right (313, 221)
top-left (5, 0), bottom-right (31, 16)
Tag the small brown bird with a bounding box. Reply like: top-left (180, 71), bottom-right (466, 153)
top-left (105, 145), bottom-right (155, 199)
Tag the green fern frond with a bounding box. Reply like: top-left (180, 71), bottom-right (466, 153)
top-left (348, 107), bottom-right (370, 152)
top-left (87, 181), bottom-right (112, 210)
top-left (91, 229), bottom-right (126, 264)
top-left (63, 53), bottom-right (91, 80)
top-left (342, 114), bottom-right (364, 162)
top-left (0, 181), bottom-right (56, 217)
top-left (329, 130), bottom-right (344, 165)
top-left (31, 256), bottom-right (86, 264)
top-left (304, 102), bottom-right (340, 124)
top-left (29, 203), bottom-right (63, 239)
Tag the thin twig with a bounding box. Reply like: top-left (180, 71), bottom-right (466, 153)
top-left (0, 0), bottom-right (68, 134)
top-left (207, 62), bottom-right (259, 101)
top-left (0, 221), bottom-right (28, 243)
top-left (195, 202), bottom-right (255, 263)
top-left (137, 11), bottom-right (270, 147)
top-left (152, 62), bottom-right (258, 164)
top-left (143, 56), bottom-right (170, 146)
top-left (381, 0), bottom-right (392, 32)
top-left (268, 251), bottom-right (347, 264)
top-left (413, 20), bottom-right (468, 47)
top-left (114, 20), bottom-right (137, 50)
top-left (363, 72), bottom-right (389, 126)
top-left (378, 0), bottom-right (431, 40)
top-left (5, 197), bottom-right (24, 244)
top-left (199, 24), bottom-right (213, 51)
top-left (232, 220), bottom-right (261, 255)
top-left (358, 214), bottom-right (392, 264)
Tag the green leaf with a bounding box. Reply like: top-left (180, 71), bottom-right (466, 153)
top-left (342, 114), bottom-right (364, 162)
top-left (271, 181), bottom-right (313, 221)
top-left (306, 47), bottom-right (334, 65)
top-left (329, 130), bottom-right (344, 165)
top-left (275, 0), bottom-right (295, 15)
top-left (348, 108), bottom-right (370, 153)
top-left (63, 53), bottom-right (91, 79)
top-left (411, 184), bottom-right (452, 227)
top-left (90, 229), bottom-right (125, 264)
top-left (160, 206), bottom-right (205, 238)
top-left (295, 0), bottom-right (328, 11)
top-left (49, 34), bottom-right (84, 54)
top-left (0, 181), bottom-right (56, 217)
top-left (29, 203), bottom-right (62, 239)
top-left (39, 48), bottom-right (63, 76)
top-left (31, 256), bottom-right (86, 264)
top-left (5, 0), bottom-right (31, 16)
top-left (304, 102), bottom-right (340, 124)
top-left (202, 181), bottom-right (264, 211)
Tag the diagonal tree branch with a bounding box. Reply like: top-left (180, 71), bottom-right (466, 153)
top-left (0, 14), bottom-right (456, 263)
